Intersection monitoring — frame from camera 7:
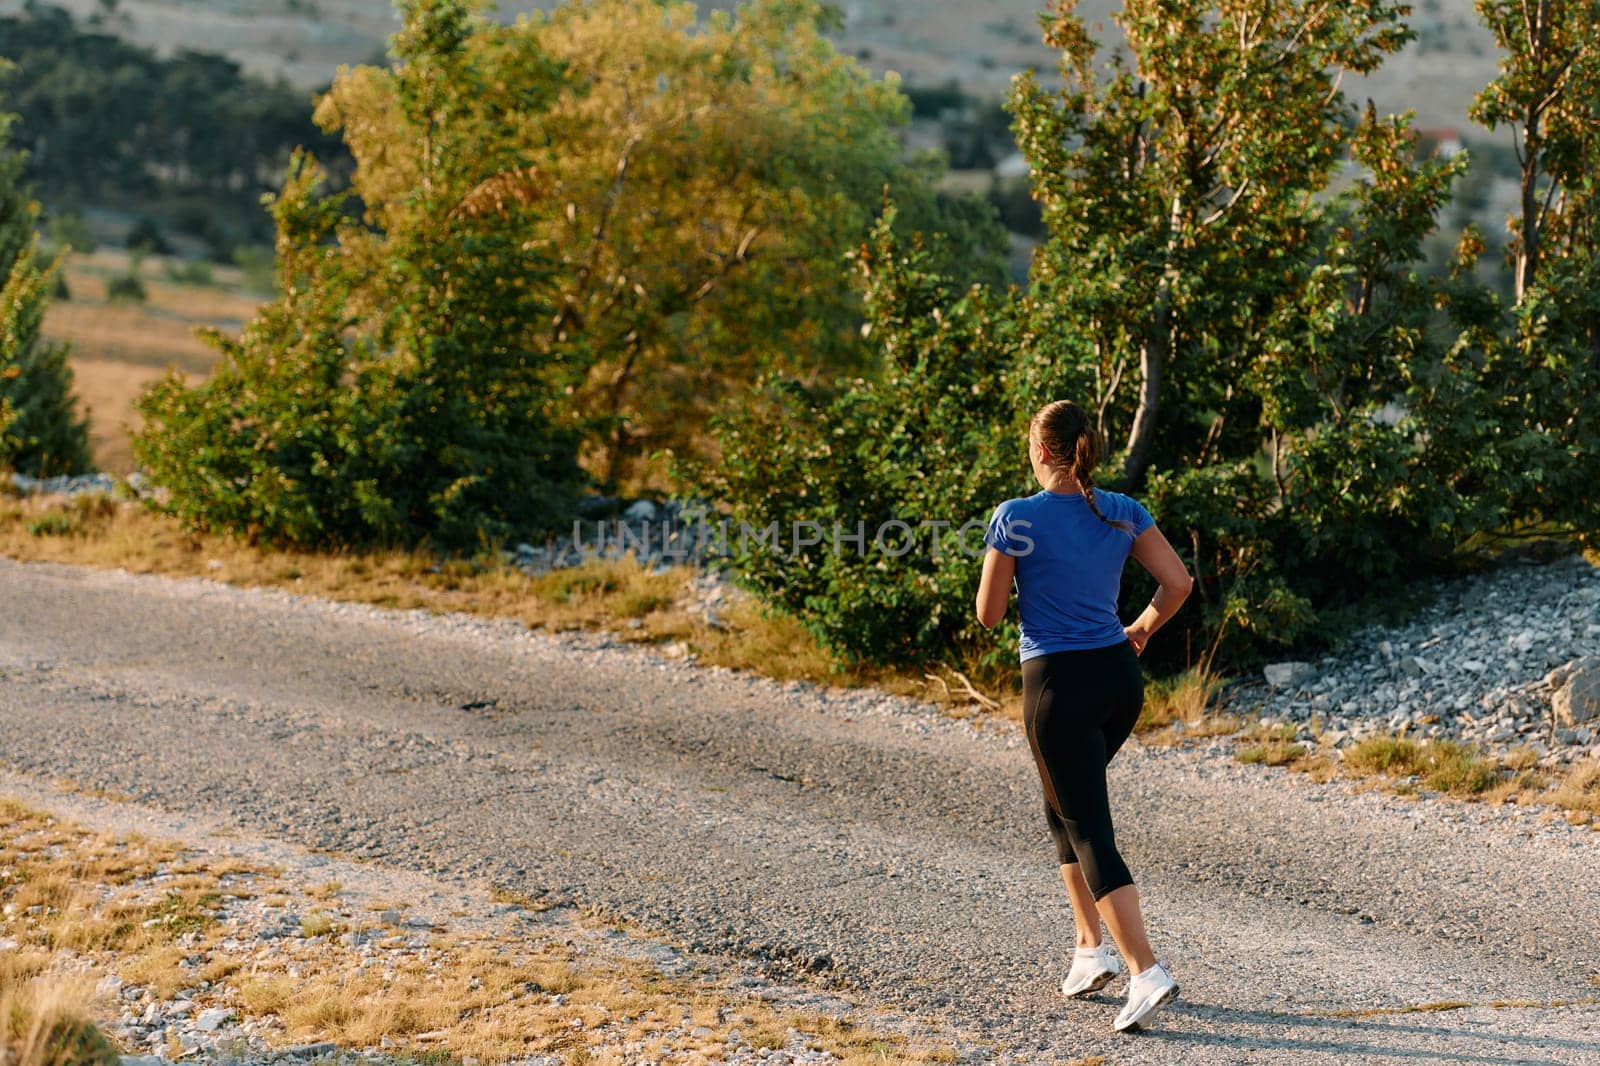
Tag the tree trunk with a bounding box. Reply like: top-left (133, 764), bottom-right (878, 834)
top-left (1122, 301), bottom-right (1167, 486)
top-left (1123, 193), bottom-right (1184, 486)
top-left (1516, 129), bottom-right (1541, 302)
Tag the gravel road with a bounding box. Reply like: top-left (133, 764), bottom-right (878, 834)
top-left (3, 558), bottom-right (1598, 1064)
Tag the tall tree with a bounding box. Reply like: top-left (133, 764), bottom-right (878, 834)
top-left (0, 85), bottom-right (90, 476)
top-left (1467, 0), bottom-right (1600, 542)
top-left (1469, 0), bottom-right (1600, 302)
top-left (136, 1), bottom-right (585, 548)
top-left (1010, 0), bottom-right (1413, 486)
top-left (316, 0), bottom-right (1004, 489)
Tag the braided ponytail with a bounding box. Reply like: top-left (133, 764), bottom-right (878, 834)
top-left (1031, 400), bottom-right (1136, 534)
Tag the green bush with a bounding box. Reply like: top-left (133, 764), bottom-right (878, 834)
top-left (43, 211), bottom-right (94, 255)
top-left (703, 210), bottom-right (1022, 667)
top-left (124, 216), bottom-right (171, 255)
top-left (135, 9), bottom-right (585, 551)
top-left (105, 271), bottom-right (146, 302)
top-left (163, 258), bottom-right (215, 286)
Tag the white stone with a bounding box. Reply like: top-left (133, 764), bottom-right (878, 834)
top-left (194, 1007), bottom-right (233, 1032)
top-left (1263, 661), bottom-right (1318, 689)
top-left (1552, 656), bottom-right (1600, 728)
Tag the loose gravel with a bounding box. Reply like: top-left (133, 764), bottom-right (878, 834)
top-left (1239, 554), bottom-right (1600, 763)
top-left (1, 777), bottom-right (951, 1066)
top-left (2, 557), bottom-right (1598, 1065)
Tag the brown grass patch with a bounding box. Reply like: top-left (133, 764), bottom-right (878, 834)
top-left (1247, 729), bottom-right (1600, 818)
top-left (0, 974), bottom-right (119, 1066)
top-left (1136, 665), bottom-right (1234, 744)
top-left (2, 796), bottom-right (959, 1063)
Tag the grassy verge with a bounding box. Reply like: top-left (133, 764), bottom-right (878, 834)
top-left (0, 494), bottom-right (875, 684)
top-left (1232, 731), bottom-right (1600, 825)
top-left (0, 492), bottom-right (1059, 717)
top-left (0, 797), bottom-right (957, 1065)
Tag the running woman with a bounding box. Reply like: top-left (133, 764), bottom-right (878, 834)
top-left (974, 399), bottom-right (1194, 1033)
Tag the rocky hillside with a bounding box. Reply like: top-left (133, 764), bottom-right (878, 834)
top-left (0, 0), bottom-right (1501, 129)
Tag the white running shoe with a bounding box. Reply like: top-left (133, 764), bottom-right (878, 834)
top-left (1060, 945), bottom-right (1124, 998)
top-left (1113, 961), bottom-right (1179, 1032)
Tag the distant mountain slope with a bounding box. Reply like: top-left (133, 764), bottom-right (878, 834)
top-left (0, 0), bottom-right (1500, 132)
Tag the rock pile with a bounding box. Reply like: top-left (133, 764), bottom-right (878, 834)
top-left (510, 498), bottom-right (732, 573)
top-left (9, 471), bottom-right (126, 496)
top-left (1241, 554), bottom-right (1600, 764)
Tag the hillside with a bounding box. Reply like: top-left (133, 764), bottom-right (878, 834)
top-left (0, 0), bottom-right (1501, 131)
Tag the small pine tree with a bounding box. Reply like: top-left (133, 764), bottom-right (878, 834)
top-left (0, 103), bottom-right (91, 477)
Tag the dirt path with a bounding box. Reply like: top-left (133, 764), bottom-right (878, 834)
top-left (3, 558), bottom-right (1598, 1064)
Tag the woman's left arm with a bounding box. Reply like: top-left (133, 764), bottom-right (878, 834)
top-left (975, 547), bottom-right (1016, 629)
top-left (1125, 526), bottom-right (1194, 654)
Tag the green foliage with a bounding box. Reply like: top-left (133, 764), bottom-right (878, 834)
top-left (105, 270), bottom-right (146, 303)
top-left (42, 211), bottom-right (93, 255)
top-left (0, 100), bottom-right (90, 477)
top-left (310, 0), bottom-right (1002, 489)
top-left (134, 5), bottom-right (585, 550)
top-left (138, 0), bottom-right (1005, 549)
top-left (1464, 0), bottom-right (1600, 547)
top-left (0, 4), bottom-right (346, 248)
top-left (709, 0), bottom-right (1599, 674)
top-left (702, 209), bottom-right (1021, 666)
top-left (124, 216), bottom-right (170, 255)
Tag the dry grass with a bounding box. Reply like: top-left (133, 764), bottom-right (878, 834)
top-left (1546, 759), bottom-right (1600, 817)
top-left (1235, 727), bottom-right (1600, 821)
top-left (1135, 664), bottom-right (1234, 743)
top-left (1235, 724), bottom-right (1307, 767)
top-left (0, 972), bottom-right (119, 1066)
top-left (0, 796), bottom-right (960, 1065)
top-left (43, 249), bottom-right (252, 472)
top-left (0, 495), bottom-right (940, 705)
top-left (1341, 737), bottom-right (1501, 797)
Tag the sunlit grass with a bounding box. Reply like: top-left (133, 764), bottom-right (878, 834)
top-left (0, 797), bottom-right (960, 1064)
top-left (1135, 664), bottom-right (1233, 743)
top-left (1234, 727), bottom-right (1600, 820)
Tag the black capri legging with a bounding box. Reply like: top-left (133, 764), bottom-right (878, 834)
top-left (1021, 641), bottom-right (1144, 900)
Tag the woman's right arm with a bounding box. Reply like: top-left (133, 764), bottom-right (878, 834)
top-left (975, 547), bottom-right (1016, 629)
top-left (1124, 526), bottom-right (1193, 654)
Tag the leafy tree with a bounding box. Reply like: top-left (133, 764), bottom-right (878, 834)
top-left (0, 90), bottom-right (90, 476)
top-left (1010, 0), bottom-right (1414, 487)
top-left (1464, 0), bottom-right (1600, 545)
top-left (1469, 0), bottom-right (1600, 301)
top-left (315, 0), bottom-right (1004, 490)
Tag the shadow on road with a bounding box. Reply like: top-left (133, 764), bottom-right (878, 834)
top-left (1133, 1001), bottom-right (1600, 1064)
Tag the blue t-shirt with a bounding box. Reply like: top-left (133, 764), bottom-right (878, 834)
top-left (984, 489), bottom-right (1156, 661)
